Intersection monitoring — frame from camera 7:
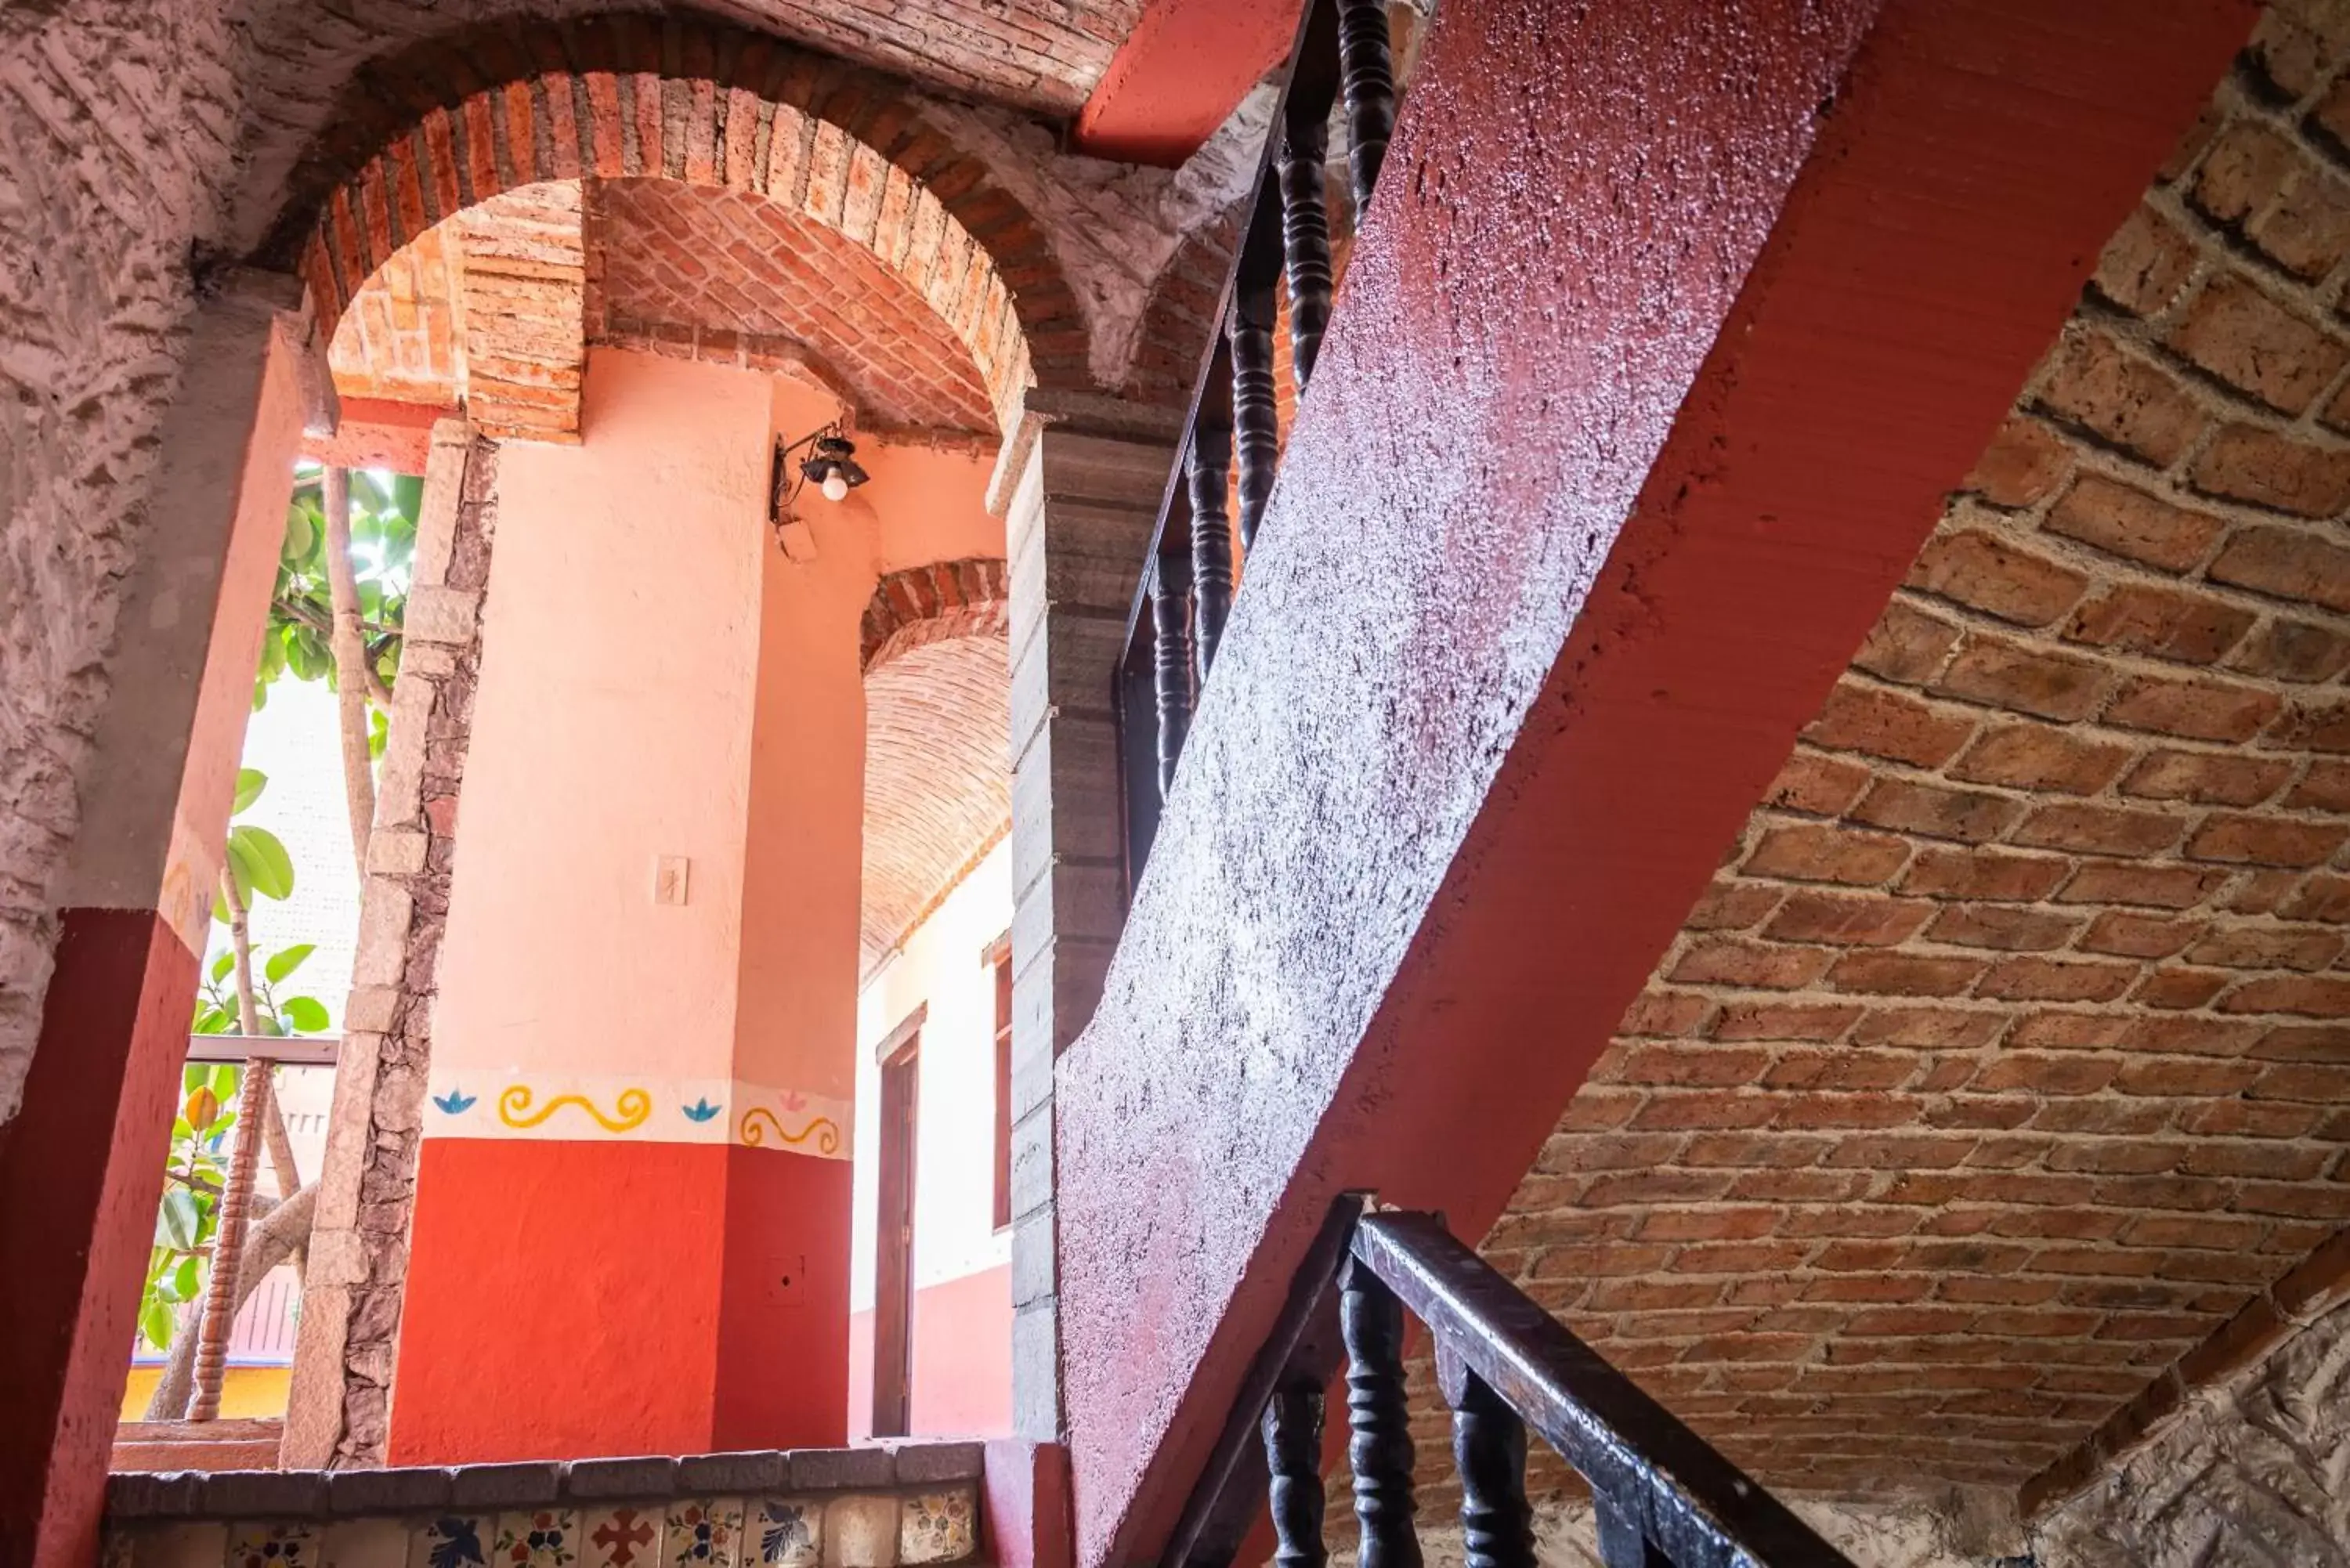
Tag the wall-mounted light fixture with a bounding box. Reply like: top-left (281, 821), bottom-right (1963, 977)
top-left (769, 421), bottom-right (870, 553)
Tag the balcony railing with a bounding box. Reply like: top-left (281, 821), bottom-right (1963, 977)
top-left (118, 1035), bottom-right (339, 1454)
top-left (1115, 0), bottom-right (1403, 885)
top-left (1164, 1198), bottom-right (1860, 1568)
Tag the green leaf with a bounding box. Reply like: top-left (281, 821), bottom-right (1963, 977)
top-left (390, 473), bottom-right (425, 522)
top-left (287, 629), bottom-right (327, 682)
top-left (211, 1064), bottom-right (236, 1097)
top-left (369, 706), bottom-right (389, 760)
top-left (139, 1295), bottom-right (176, 1352)
top-left (157, 1187), bottom-right (202, 1250)
top-left (264, 943), bottom-right (316, 983)
top-left (229, 825), bottom-right (296, 901)
top-left (283, 995), bottom-right (330, 1033)
top-left (233, 768), bottom-right (268, 814)
top-left (169, 1254), bottom-right (202, 1302)
top-left (211, 949), bottom-right (235, 983)
top-left (281, 504), bottom-right (316, 565)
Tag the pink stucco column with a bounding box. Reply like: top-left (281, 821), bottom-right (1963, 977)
top-left (0, 270), bottom-right (308, 1568)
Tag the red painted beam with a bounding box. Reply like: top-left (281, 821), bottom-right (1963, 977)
top-left (302, 397), bottom-right (450, 474)
top-left (0, 912), bottom-right (201, 1568)
top-left (1071, 0), bottom-right (1306, 166)
top-left (1051, 1), bottom-right (2256, 1564)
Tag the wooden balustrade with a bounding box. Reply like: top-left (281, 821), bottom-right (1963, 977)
top-left (1159, 1201), bottom-right (1859, 1568)
top-left (1112, 0), bottom-right (1403, 887)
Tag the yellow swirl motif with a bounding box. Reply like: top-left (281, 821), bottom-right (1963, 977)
top-left (739, 1106), bottom-right (843, 1155)
top-left (497, 1085), bottom-right (653, 1133)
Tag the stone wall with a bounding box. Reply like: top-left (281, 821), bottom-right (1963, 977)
top-left (2031, 1246), bottom-right (2350, 1564)
top-left (281, 423), bottom-right (497, 1469)
top-left (0, 0), bottom-right (243, 1122)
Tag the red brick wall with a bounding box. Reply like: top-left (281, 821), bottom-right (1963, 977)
top-left (1467, 2), bottom-right (2350, 1506)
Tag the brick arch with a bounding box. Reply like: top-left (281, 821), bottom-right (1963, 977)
top-left (860, 557), bottom-right (1009, 674)
top-left (268, 12), bottom-right (1093, 432)
top-left (1123, 205), bottom-right (1243, 405)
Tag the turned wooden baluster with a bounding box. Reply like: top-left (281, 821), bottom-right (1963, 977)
top-left (1231, 188), bottom-right (1282, 553)
top-left (1341, 1255), bottom-right (1421, 1568)
top-left (1592, 1500), bottom-right (1669, 1568)
top-left (189, 1057), bottom-right (273, 1420)
top-left (1151, 550), bottom-right (1195, 799)
top-left (1336, 0), bottom-right (1397, 215)
top-left (1279, 3), bottom-right (1340, 390)
top-left (1437, 1346), bottom-right (1535, 1568)
top-left (1263, 1383), bottom-right (1329, 1568)
top-left (1278, 115), bottom-right (1334, 392)
top-left (1188, 338), bottom-right (1237, 674)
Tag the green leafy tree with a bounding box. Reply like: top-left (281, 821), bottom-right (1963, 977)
top-left (139, 770), bottom-right (330, 1367)
top-left (139, 467), bottom-right (418, 1415)
top-left (136, 1066), bottom-right (240, 1353)
top-left (261, 467), bottom-right (418, 719)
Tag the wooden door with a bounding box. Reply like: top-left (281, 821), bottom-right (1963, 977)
top-left (873, 1031), bottom-right (920, 1438)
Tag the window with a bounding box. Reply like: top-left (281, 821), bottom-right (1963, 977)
top-left (988, 932), bottom-right (1013, 1231)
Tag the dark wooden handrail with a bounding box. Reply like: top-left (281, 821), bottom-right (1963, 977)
top-left (1354, 1212), bottom-right (1858, 1568)
top-left (1162, 1204), bottom-right (1860, 1568)
top-left (1113, 0), bottom-right (1398, 891)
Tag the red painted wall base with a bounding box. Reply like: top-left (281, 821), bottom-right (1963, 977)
top-left (390, 1140), bottom-right (850, 1463)
top-left (0, 909), bottom-right (201, 1568)
top-left (848, 1263), bottom-right (1013, 1440)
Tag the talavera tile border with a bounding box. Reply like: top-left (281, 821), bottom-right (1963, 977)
top-left (419, 1074), bottom-right (853, 1159)
top-left (107, 1447), bottom-right (985, 1568)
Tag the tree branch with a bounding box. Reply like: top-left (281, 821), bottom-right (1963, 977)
top-left (143, 1185), bottom-right (315, 1422)
top-left (323, 468), bottom-right (378, 876)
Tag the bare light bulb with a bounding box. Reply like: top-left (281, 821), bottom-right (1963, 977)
top-left (820, 471), bottom-right (851, 503)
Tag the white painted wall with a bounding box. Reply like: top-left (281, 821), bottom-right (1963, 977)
top-left (851, 837), bottom-right (1013, 1313)
top-left (210, 677), bottom-right (363, 1028)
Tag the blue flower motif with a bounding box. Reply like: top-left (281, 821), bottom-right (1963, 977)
top-left (428, 1519), bottom-right (485, 1568)
top-left (758, 1503), bottom-right (811, 1564)
top-left (432, 1089), bottom-right (477, 1115)
top-left (682, 1097), bottom-right (721, 1123)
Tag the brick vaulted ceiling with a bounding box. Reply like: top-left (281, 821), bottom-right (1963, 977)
top-left (595, 178), bottom-right (996, 433)
top-left (327, 176), bottom-right (996, 437)
top-left (1451, 5), bottom-right (2350, 1510)
top-left (861, 631), bottom-right (1010, 972)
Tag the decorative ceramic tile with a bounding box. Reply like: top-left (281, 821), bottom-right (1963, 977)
top-left (819, 1498), bottom-right (895, 1568)
top-left (131, 1521), bottom-right (227, 1568)
top-left (321, 1518), bottom-right (411, 1568)
top-left (408, 1515), bottom-right (494, 1568)
top-left (743, 1500), bottom-right (819, 1568)
top-left (580, 1507), bottom-right (663, 1568)
top-left (495, 1510), bottom-right (579, 1568)
top-left (896, 1491), bottom-right (973, 1566)
top-left (663, 1500), bottom-right (743, 1568)
top-left (229, 1521), bottom-right (320, 1568)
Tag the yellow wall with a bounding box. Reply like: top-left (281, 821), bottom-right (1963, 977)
top-left (120, 1365), bottom-right (289, 1421)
